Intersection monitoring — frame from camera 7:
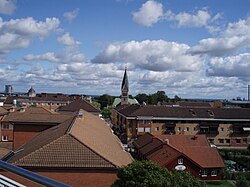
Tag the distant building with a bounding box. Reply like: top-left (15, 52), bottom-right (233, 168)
top-left (27, 87), bottom-right (36, 97)
top-left (2, 110), bottom-right (133, 187)
top-left (134, 133), bottom-right (225, 180)
top-left (4, 85), bottom-right (13, 95)
top-left (57, 99), bottom-right (100, 115)
top-left (1, 107), bottom-right (73, 150)
top-left (112, 105), bottom-right (250, 147)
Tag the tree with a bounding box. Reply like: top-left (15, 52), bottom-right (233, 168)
top-left (96, 94), bottom-right (114, 109)
top-left (135, 93), bottom-right (148, 104)
top-left (112, 160), bottom-right (205, 187)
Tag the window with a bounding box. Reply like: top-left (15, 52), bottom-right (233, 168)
top-left (236, 138), bottom-right (241, 144)
top-left (2, 124), bottom-right (9, 130)
top-left (209, 139), bottom-right (214, 144)
top-left (220, 127), bottom-right (224, 131)
top-left (145, 127), bottom-right (150, 132)
top-left (201, 169), bottom-right (208, 177)
top-left (178, 158), bottom-right (183, 164)
top-left (178, 127), bottom-right (181, 131)
top-left (186, 127), bottom-right (189, 131)
top-left (155, 127), bottom-right (160, 131)
top-left (1, 136), bottom-right (8, 141)
top-left (219, 139), bottom-right (224, 144)
top-left (138, 128), bottom-right (144, 132)
top-left (211, 170), bottom-right (217, 176)
top-left (226, 139), bottom-right (231, 144)
top-left (243, 138), bottom-right (247, 144)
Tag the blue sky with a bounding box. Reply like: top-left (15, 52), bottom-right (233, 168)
top-left (0, 0), bottom-right (250, 99)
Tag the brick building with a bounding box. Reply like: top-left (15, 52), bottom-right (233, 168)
top-left (134, 133), bottom-right (225, 180)
top-left (2, 110), bottom-right (133, 187)
top-left (112, 105), bottom-right (250, 147)
top-left (0, 107), bottom-right (74, 151)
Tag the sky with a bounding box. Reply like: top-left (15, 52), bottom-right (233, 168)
top-left (0, 0), bottom-right (250, 99)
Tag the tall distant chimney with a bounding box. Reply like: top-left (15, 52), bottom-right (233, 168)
top-left (248, 85), bottom-right (250, 101)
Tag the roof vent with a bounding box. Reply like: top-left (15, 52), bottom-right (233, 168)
top-left (164, 138), bottom-right (169, 144)
top-left (78, 111), bottom-right (83, 118)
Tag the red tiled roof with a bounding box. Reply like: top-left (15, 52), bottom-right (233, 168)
top-left (134, 133), bottom-right (225, 169)
top-left (155, 134), bottom-right (210, 147)
top-left (2, 107), bottom-right (73, 124)
top-left (57, 99), bottom-right (100, 113)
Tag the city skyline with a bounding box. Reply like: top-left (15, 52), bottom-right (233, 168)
top-left (0, 0), bottom-right (250, 99)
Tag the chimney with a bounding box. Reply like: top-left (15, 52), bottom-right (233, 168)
top-left (164, 138), bottom-right (169, 144)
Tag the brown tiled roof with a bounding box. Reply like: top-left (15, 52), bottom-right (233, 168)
top-left (0, 106), bottom-right (8, 114)
top-left (70, 111), bottom-right (133, 168)
top-left (177, 147), bottom-right (225, 168)
top-left (9, 110), bottom-right (133, 168)
top-left (115, 104), bottom-right (140, 116)
top-left (134, 133), bottom-right (225, 169)
top-left (155, 134), bottom-right (210, 147)
top-left (2, 107), bottom-right (73, 124)
top-left (133, 133), bottom-right (154, 149)
top-left (57, 99), bottom-right (100, 113)
top-left (178, 101), bottom-right (211, 107)
top-left (118, 105), bottom-right (250, 120)
top-left (0, 148), bottom-right (11, 159)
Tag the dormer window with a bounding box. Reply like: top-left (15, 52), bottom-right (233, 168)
top-left (207, 110), bottom-right (214, 117)
top-left (189, 109), bottom-right (196, 116)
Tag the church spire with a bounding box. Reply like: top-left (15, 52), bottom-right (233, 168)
top-left (121, 67), bottom-right (129, 105)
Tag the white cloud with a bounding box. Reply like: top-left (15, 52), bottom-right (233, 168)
top-left (207, 53), bottom-right (250, 78)
top-left (92, 40), bottom-right (202, 72)
top-left (132, 1), bottom-right (220, 29)
top-left (57, 32), bottom-right (81, 46)
top-left (132, 0), bottom-right (163, 27)
top-left (166, 9), bottom-right (221, 28)
top-left (0, 0), bottom-right (16, 15)
top-left (24, 51), bottom-right (85, 63)
top-left (63, 8), bottom-right (79, 23)
top-left (0, 17), bottom-right (60, 53)
top-left (190, 16), bottom-right (250, 56)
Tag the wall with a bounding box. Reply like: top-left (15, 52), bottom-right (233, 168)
top-left (175, 123), bottom-right (199, 135)
top-left (0, 169), bottom-right (118, 187)
top-left (13, 124), bottom-right (51, 150)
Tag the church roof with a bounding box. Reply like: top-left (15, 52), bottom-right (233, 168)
top-left (112, 98), bottom-right (139, 108)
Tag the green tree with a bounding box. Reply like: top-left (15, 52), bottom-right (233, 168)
top-left (135, 93), bottom-right (149, 104)
top-left (97, 94), bottom-right (114, 109)
top-left (112, 160), bottom-right (205, 187)
top-left (101, 106), bottom-right (112, 119)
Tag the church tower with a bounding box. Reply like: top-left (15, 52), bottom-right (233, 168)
top-left (121, 68), bottom-right (129, 105)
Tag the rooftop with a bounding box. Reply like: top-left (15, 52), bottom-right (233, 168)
top-left (8, 110), bottom-right (133, 169)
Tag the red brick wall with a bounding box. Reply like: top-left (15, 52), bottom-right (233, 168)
top-left (13, 125), bottom-right (51, 150)
top-left (0, 169), bottom-right (118, 187)
top-left (166, 156), bottom-right (223, 180)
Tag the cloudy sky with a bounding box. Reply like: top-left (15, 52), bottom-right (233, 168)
top-left (0, 0), bottom-right (250, 99)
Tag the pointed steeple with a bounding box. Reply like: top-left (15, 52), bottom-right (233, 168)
top-left (121, 68), bottom-right (129, 105)
top-left (121, 68), bottom-right (129, 91)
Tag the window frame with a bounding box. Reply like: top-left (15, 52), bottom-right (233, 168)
top-left (211, 170), bottom-right (217, 176)
top-left (1, 135), bottom-right (8, 142)
top-left (178, 158), bottom-right (183, 164)
top-left (201, 169), bottom-right (208, 177)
